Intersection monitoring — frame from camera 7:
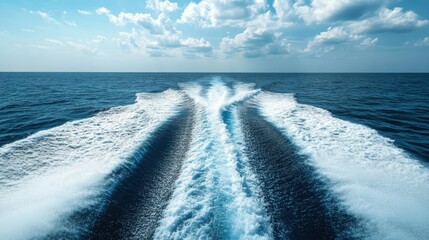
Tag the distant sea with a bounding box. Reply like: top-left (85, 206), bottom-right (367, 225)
top-left (0, 73), bottom-right (428, 239)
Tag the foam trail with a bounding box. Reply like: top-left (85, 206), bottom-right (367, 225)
top-left (0, 90), bottom-right (186, 240)
top-left (257, 92), bottom-right (429, 239)
top-left (155, 81), bottom-right (272, 239)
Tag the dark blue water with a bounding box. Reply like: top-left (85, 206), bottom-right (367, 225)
top-left (1, 73), bottom-right (428, 162)
top-left (1, 73), bottom-right (428, 240)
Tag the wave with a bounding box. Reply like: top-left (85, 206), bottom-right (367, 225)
top-left (1, 78), bottom-right (428, 240)
top-left (87, 102), bottom-right (195, 239)
top-left (238, 104), bottom-right (364, 239)
top-left (256, 92), bottom-right (429, 239)
top-left (154, 81), bottom-right (272, 239)
top-left (0, 90), bottom-right (186, 240)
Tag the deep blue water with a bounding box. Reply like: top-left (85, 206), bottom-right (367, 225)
top-left (1, 73), bottom-right (428, 162)
top-left (0, 73), bottom-right (428, 239)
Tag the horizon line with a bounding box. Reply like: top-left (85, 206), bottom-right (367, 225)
top-left (1, 71), bottom-right (429, 74)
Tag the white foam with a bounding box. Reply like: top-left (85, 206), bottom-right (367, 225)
top-left (155, 82), bottom-right (272, 239)
top-left (257, 92), bottom-right (429, 239)
top-left (0, 90), bottom-right (186, 240)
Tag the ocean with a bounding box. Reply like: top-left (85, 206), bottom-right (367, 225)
top-left (0, 73), bottom-right (428, 239)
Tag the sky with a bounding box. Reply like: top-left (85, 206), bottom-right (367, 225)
top-left (0, 0), bottom-right (428, 72)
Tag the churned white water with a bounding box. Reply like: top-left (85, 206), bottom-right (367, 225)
top-left (154, 81), bottom-right (272, 240)
top-left (0, 90), bottom-right (185, 240)
top-left (257, 92), bottom-right (429, 240)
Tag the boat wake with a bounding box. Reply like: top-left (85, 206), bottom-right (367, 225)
top-left (0, 78), bottom-right (428, 240)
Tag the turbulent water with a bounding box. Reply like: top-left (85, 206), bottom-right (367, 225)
top-left (0, 73), bottom-right (428, 240)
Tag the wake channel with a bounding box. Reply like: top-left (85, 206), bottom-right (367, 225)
top-left (257, 92), bottom-right (429, 239)
top-left (0, 90), bottom-right (186, 240)
top-left (239, 103), bottom-right (364, 239)
top-left (87, 99), bottom-right (195, 240)
top-left (154, 81), bottom-right (273, 239)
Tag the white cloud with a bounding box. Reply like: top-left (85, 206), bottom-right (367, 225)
top-left (115, 30), bottom-right (140, 52)
top-left (29, 36), bottom-right (105, 54)
top-left (220, 11), bottom-right (291, 58)
top-left (21, 29), bottom-right (35, 33)
top-left (181, 37), bottom-right (214, 57)
top-left (301, 5), bottom-right (427, 54)
top-left (27, 39), bottom-right (64, 50)
top-left (67, 35), bottom-right (106, 55)
top-left (67, 42), bottom-right (99, 55)
top-left (45, 39), bottom-right (64, 46)
top-left (293, 0), bottom-right (384, 23)
top-left (28, 44), bottom-right (52, 50)
top-left (349, 7), bottom-right (428, 33)
top-left (94, 1), bottom-right (428, 59)
top-left (304, 26), bottom-right (362, 54)
top-left (145, 33), bottom-right (213, 57)
top-left (273, 0), bottom-right (294, 21)
top-left (416, 37), bottom-right (429, 46)
top-left (112, 27), bottom-right (214, 57)
top-left (406, 37), bottom-right (429, 47)
top-left (272, 1), bottom-right (428, 36)
top-left (30, 11), bottom-right (58, 24)
top-left (361, 37), bottom-right (378, 47)
top-left (77, 10), bottom-right (92, 15)
top-left (96, 7), bottom-right (110, 15)
top-left (64, 20), bottom-right (78, 27)
top-left (100, 7), bottom-right (214, 58)
top-left (96, 7), bottom-right (167, 35)
top-left (146, 0), bottom-right (178, 13)
top-left (88, 35), bottom-right (106, 45)
top-left (97, 6), bottom-right (214, 58)
top-left (221, 25), bottom-right (290, 58)
top-left (179, 0), bottom-right (269, 27)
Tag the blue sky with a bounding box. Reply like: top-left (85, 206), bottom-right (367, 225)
top-left (1, 0), bottom-right (428, 72)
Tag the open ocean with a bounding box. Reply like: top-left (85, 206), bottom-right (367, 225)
top-left (0, 73), bottom-right (428, 239)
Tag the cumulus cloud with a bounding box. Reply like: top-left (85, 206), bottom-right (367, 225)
top-left (305, 26), bottom-right (359, 53)
top-left (293, 0), bottom-right (384, 23)
top-left (305, 26), bottom-right (376, 54)
top-left (181, 37), bottom-right (214, 57)
top-left (96, 7), bottom-right (168, 35)
top-left (95, 7), bottom-right (110, 15)
top-left (93, 0), bottom-right (428, 58)
top-left (299, 3), bottom-right (427, 55)
top-left (145, 34), bottom-right (214, 57)
top-left (221, 26), bottom-right (290, 58)
top-left (273, 0), bottom-right (294, 21)
top-left (272, 1), bottom-right (428, 36)
top-left (114, 30), bottom-right (140, 52)
top-left (121, 29), bottom-right (214, 58)
top-left (144, 33), bottom-right (182, 56)
top-left (348, 7), bottom-right (428, 34)
top-left (219, 11), bottom-right (291, 58)
top-left (146, 0), bottom-right (178, 13)
top-left (96, 6), bottom-right (213, 58)
top-left (179, 0), bottom-right (268, 27)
